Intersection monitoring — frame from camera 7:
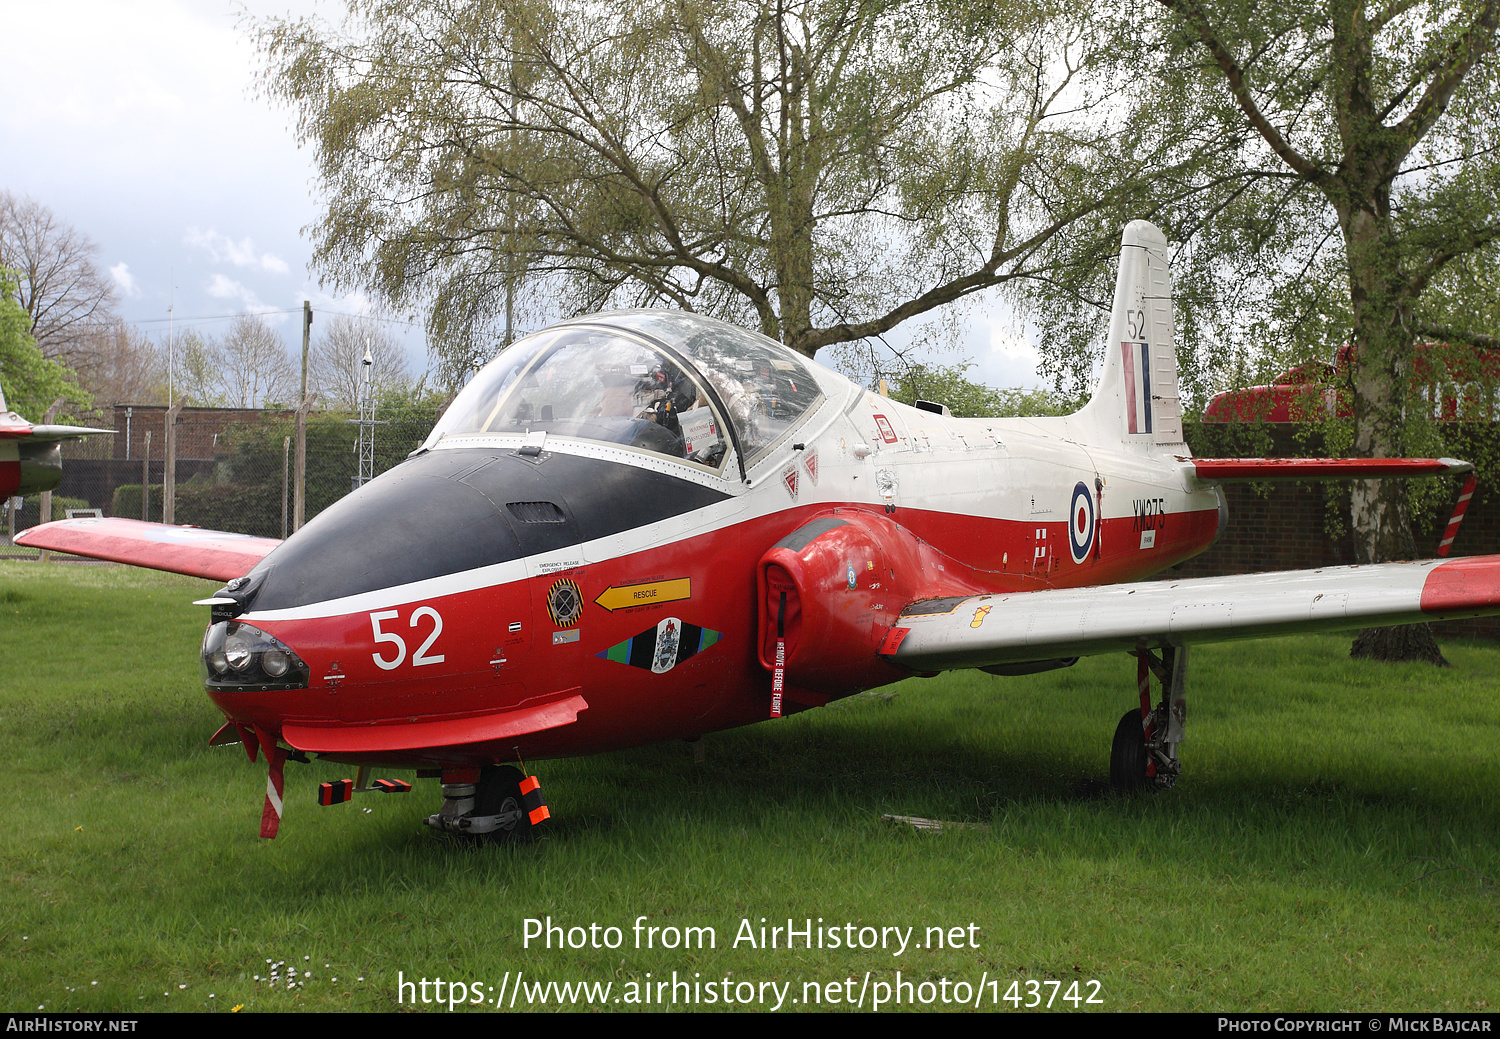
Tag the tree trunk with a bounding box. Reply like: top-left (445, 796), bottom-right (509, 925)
top-left (1342, 204), bottom-right (1448, 665)
top-left (1350, 624), bottom-right (1450, 667)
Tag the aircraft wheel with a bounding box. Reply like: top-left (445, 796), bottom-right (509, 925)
top-left (1109, 709), bottom-right (1149, 791)
top-left (475, 765), bottom-right (534, 843)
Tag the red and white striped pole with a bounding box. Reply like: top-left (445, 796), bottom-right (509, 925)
top-left (1137, 654), bottom-right (1156, 779)
top-left (1438, 474), bottom-right (1478, 557)
top-left (256, 725), bottom-right (287, 839)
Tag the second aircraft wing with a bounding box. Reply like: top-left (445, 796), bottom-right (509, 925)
top-left (13, 517), bottom-right (281, 582)
top-left (880, 556), bottom-right (1500, 671)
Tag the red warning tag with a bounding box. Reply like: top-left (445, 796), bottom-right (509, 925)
top-left (770, 638), bottom-right (786, 718)
top-left (520, 775), bottom-right (549, 826)
top-left (879, 626), bottom-right (911, 655)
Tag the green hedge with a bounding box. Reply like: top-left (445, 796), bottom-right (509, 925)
top-left (175, 479), bottom-right (287, 538)
top-left (111, 480), bottom-right (293, 536)
top-left (111, 484), bottom-right (162, 522)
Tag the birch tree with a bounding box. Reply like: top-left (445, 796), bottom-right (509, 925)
top-left (254, 0), bottom-right (1216, 383)
top-left (1149, 0), bottom-right (1500, 662)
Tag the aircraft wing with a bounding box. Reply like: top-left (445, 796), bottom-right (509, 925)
top-left (0, 423), bottom-right (116, 441)
top-left (1, 417), bottom-right (116, 498)
top-left (881, 556), bottom-right (1500, 672)
top-left (12, 518), bottom-right (281, 582)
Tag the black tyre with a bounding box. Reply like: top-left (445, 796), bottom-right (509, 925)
top-left (474, 765), bottom-right (534, 843)
top-left (1110, 708), bottom-right (1149, 791)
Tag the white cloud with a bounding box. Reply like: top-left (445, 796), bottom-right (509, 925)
top-left (987, 318), bottom-right (1039, 364)
top-left (303, 286), bottom-right (376, 315)
top-left (205, 273), bottom-right (247, 300)
top-left (204, 273), bottom-right (280, 317)
top-left (110, 262), bottom-right (140, 298)
top-left (186, 226), bottom-right (290, 275)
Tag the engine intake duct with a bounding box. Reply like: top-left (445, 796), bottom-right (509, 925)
top-left (755, 512), bottom-right (916, 697)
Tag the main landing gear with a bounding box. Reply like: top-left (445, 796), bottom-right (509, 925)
top-left (1111, 645), bottom-right (1189, 791)
top-left (426, 765), bottom-right (550, 842)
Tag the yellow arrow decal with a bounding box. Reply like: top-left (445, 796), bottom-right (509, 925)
top-left (594, 578), bottom-right (692, 612)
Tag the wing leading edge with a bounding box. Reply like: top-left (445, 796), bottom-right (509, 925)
top-left (13, 518), bottom-right (281, 582)
top-left (882, 555), bottom-right (1500, 672)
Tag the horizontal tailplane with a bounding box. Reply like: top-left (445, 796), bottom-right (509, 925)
top-left (1190, 458), bottom-right (1471, 481)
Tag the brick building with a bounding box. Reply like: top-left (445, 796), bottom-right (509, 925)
top-left (54, 405), bottom-right (291, 515)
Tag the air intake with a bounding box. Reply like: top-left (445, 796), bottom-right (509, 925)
top-left (507, 501), bottom-right (567, 524)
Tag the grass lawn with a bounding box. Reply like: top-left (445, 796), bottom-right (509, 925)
top-left (1, 561), bottom-right (1496, 1013)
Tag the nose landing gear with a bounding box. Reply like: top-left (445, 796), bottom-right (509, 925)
top-left (425, 765), bottom-right (549, 842)
top-left (1111, 645), bottom-right (1188, 791)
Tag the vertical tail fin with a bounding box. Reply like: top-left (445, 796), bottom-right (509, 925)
top-left (1079, 220), bottom-right (1184, 448)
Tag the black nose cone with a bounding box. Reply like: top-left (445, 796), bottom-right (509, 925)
top-left (239, 448), bottom-right (731, 612)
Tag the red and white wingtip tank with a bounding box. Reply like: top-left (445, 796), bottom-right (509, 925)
top-left (15, 220), bottom-right (1498, 840)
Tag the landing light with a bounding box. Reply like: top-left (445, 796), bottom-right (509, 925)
top-left (201, 622), bottom-right (309, 691)
top-left (261, 649), bottom-right (291, 678)
top-left (224, 634), bottom-right (253, 671)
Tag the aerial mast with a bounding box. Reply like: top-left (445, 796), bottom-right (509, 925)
top-left (352, 343), bottom-right (385, 489)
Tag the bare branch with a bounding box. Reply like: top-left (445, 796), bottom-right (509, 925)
top-left (1414, 322), bottom-right (1500, 350)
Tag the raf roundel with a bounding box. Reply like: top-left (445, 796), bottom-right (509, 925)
top-left (1068, 481), bottom-right (1096, 564)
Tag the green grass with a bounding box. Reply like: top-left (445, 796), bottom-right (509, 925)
top-left (1, 561), bottom-right (1497, 1013)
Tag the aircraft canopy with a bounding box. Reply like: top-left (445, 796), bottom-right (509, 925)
top-left (427, 311), bottom-right (823, 471)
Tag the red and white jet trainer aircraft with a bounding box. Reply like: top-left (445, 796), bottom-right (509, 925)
top-left (0, 386), bottom-right (111, 501)
top-left (18, 221), bottom-right (1499, 841)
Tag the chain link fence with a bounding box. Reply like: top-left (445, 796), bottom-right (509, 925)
top-left (3, 399), bottom-right (439, 555)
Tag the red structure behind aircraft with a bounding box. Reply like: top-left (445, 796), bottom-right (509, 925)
top-left (1204, 343), bottom-right (1500, 423)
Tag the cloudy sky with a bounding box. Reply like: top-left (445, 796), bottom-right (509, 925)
top-left (0, 2), bottom-right (405, 357)
top-left (0, 0), bottom-right (1046, 388)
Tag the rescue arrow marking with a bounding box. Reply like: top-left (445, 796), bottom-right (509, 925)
top-left (593, 578), bottom-right (692, 612)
